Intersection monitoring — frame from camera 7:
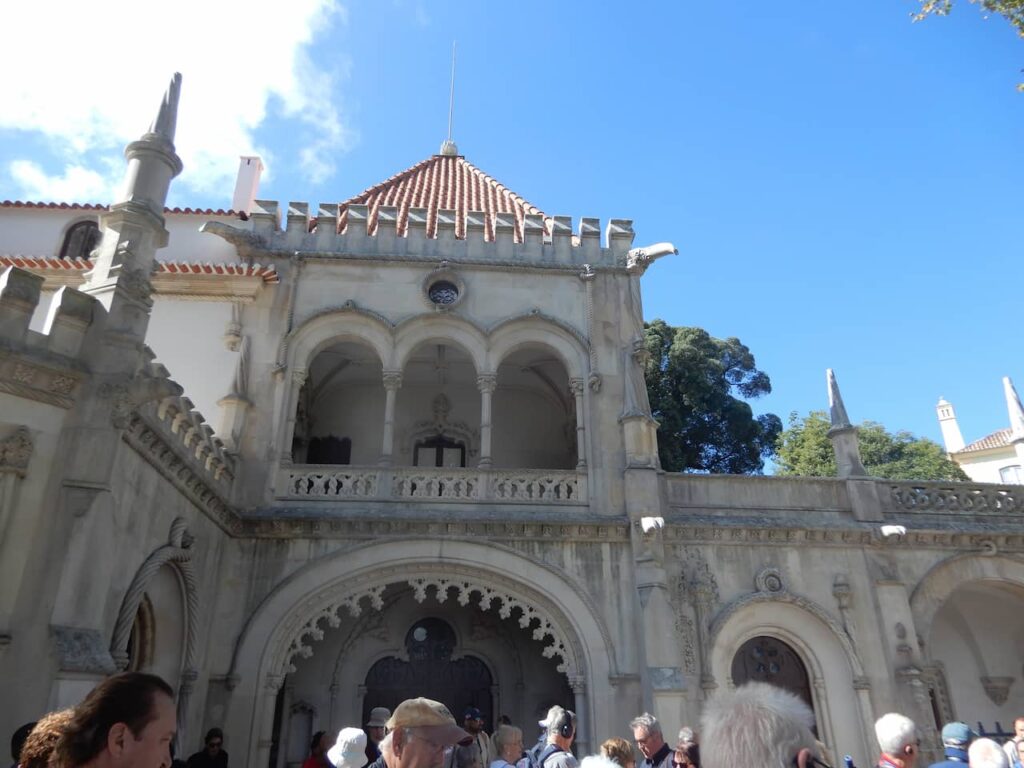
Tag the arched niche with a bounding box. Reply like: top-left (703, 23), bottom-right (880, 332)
top-left (492, 342), bottom-right (576, 469)
top-left (294, 339), bottom-right (384, 466)
top-left (709, 597), bottom-right (873, 768)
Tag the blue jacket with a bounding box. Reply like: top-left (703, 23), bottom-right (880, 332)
top-left (927, 746), bottom-right (969, 768)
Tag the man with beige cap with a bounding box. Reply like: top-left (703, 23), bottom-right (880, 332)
top-left (388, 698), bottom-right (473, 768)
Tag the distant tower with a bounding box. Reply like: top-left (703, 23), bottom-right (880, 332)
top-left (935, 397), bottom-right (965, 453)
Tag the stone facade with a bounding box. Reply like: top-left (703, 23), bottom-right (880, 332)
top-left (1, 77), bottom-right (1022, 768)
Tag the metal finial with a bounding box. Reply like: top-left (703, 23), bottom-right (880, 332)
top-left (440, 42), bottom-right (458, 156)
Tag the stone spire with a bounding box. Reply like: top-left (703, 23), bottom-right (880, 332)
top-left (149, 72), bottom-right (182, 142)
top-left (828, 367), bottom-right (852, 428)
top-left (826, 369), bottom-right (867, 477)
top-left (1004, 377), bottom-right (1024, 441)
top-left (83, 72), bottom-right (184, 315)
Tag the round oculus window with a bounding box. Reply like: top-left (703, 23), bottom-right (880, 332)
top-left (428, 280), bottom-right (460, 306)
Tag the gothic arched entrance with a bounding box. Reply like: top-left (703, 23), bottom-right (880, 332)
top-left (362, 618), bottom-right (494, 727)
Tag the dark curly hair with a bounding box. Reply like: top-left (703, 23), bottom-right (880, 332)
top-left (54, 672), bottom-right (174, 767)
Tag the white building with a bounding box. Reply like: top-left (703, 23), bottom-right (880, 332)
top-left (937, 379), bottom-right (1024, 484)
top-left (1, 75), bottom-right (1022, 768)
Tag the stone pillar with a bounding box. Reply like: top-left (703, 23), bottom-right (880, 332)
top-left (380, 372), bottom-right (403, 466)
top-left (569, 676), bottom-right (589, 755)
top-left (276, 682), bottom-right (293, 768)
top-left (176, 668), bottom-right (198, 755)
top-left (569, 378), bottom-right (586, 469)
top-left (477, 373), bottom-right (497, 468)
top-left (280, 369), bottom-right (307, 463)
top-left (255, 675), bottom-right (284, 768)
top-left (329, 682), bottom-right (340, 730)
top-left (0, 427), bottom-right (31, 643)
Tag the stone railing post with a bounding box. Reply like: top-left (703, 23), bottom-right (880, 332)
top-left (477, 373), bottom-right (497, 468)
top-left (379, 371), bottom-right (403, 466)
top-left (569, 377), bottom-right (587, 469)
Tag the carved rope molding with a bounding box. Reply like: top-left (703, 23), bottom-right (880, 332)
top-left (110, 517), bottom-right (200, 672)
top-left (276, 564), bottom-right (584, 678)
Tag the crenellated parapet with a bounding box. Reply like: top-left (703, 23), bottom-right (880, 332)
top-left (0, 266), bottom-right (102, 407)
top-left (208, 202), bottom-right (637, 268)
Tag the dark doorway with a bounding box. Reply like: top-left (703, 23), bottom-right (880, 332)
top-left (362, 618), bottom-right (492, 728)
top-left (731, 636), bottom-right (816, 722)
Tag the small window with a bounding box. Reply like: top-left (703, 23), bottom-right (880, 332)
top-left (59, 220), bottom-right (101, 259)
top-left (998, 465), bottom-right (1022, 484)
top-left (414, 434), bottom-right (465, 468)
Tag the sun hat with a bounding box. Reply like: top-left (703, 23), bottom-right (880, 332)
top-left (367, 707), bottom-right (391, 728)
top-left (327, 727), bottom-right (368, 768)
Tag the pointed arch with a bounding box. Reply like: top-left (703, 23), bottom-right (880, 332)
top-left (286, 303), bottom-right (394, 371)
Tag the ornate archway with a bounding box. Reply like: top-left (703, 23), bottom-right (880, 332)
top-left (225, 540), bottom-right (616, 767)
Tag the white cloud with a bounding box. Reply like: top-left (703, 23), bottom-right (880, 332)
top-left (0, 0), bottom-right (355, 203)
top-left (9, 161), bottom-right (114, 202)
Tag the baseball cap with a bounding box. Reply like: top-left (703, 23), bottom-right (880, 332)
top-left (464, 707), bottom-right (483, 721)
top-left (386, 698), bottom-right (473, 746)
top-left (941, 722), bottom-right (974, 747)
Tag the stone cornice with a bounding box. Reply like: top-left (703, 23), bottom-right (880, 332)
top-left (0, 350), bottom-right (84, 408)
top-left (122, 413), bottom-right (242, 536)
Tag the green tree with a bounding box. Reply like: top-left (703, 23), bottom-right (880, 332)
top-left (643, 320), bottom-right (782, 474)
top-left (914, 0), bottom-right (1024, 89)
top-left (775, 410), bottom-right (970, 481)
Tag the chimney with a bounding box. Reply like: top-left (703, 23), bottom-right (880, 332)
top-left (936, 397), bottom-right (965, 453)
top-left (232, 156), bottom-right (264, 215)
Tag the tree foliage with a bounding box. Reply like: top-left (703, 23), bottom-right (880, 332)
top-left (775, 410), bottom-right (970, 481)
top-left (643, 320), bottom-right (782, 474)
top-left (915, 0), bottom-right (1024, 89)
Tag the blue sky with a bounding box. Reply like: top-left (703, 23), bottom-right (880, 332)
top-left (1, 1), bottom-right (1021, 459)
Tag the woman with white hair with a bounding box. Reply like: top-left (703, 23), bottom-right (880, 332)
top-left (492, 725), bottom-right (527, 768)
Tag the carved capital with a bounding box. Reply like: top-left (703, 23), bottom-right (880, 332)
top-left (382, 371), bottom-right (403, 391)
top-left (578, 264), bottom-right (596, 281)
top-left (980, 676), bottom-right (1014, 706)
top-left (265, 673), bottom-right (285, 693)
top-left (568, 378), bottom-right (585, 397)
top-left (0, 427), bottom-right (33, 476)
top-left (832, 574), bottom-right (853, 610)
top-left (291, 368), bottom-right (308, 386)
top-left (476, 373), bottom-right (497, 394)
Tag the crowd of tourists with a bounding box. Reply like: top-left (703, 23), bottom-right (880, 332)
top-left (8, 672), bottom-right (1024, 768)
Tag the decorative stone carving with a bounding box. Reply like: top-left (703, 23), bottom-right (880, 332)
top-left (422, 263), bottom-right (465, 312)
top-left (382, 371), bottom-right (403, 391)
top-left (52, 625), bottom-right (117, 674)
top-left (980, 676), bottom-right (1013, 705)
top-left (0, 427), bottom-right (33, 475)
top-left (224, 302), bottom-right (243, 350)
top-left (401, 393), bottom-right (479, 458)
top-left (755, 567), bottom-right (785, 594)
top-left (673, 612), bottom-right (698, 674)
top-left (13, 364), bottom-right (35, 384)
top-left (110, 517), bottom-right (199, 671)
top-left (679, 549), bottom-right (719, 607)
top-left (887, 482), bottom-right (1018, 514)
top-left (477, 373), bottom-right (497, 394)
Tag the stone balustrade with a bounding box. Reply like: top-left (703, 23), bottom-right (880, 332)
top-left (887, 481), bottom-right (1019, 515)
top-left (280, 465), bottom-right (586, 504)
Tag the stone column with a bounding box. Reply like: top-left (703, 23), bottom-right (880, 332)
top-left (569, 378), bottom-right (586, 469)
top-left (569, 676), bottom-right (589, 755)
top-left (175, 668), bottom-right (198, 756)
top-left (380, 371), bottom-right (403, 466)
top-left (329, 682), bottom-right (340, 730)
top-left (692, 579), bottom-right (717, 698)
top-left (255, 674), bottom-right (284, 768)
top-left (477, 373), bottom-right (497, 468)
top-left (0, 427), bottom-right (31, 644)
top-left (280, 369), bottom-right (307, 463)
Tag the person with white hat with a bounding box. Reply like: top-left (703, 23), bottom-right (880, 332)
top-left (328, 728), bottom-right (369, 768)
top-left (387, 698), bottom-right (473, 768)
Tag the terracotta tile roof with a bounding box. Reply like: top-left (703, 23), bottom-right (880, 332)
top-left (0, 256), bottom-right (279, 284)
top-left (957, 428), bottom-right (1013, 454)
top-left (0, 200), bottom-right (243, 217)
top-left (334, 154), bottom-right (546, 242)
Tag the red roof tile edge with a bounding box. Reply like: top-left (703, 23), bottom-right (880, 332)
top-left (0, 256), bottom-right (279, 284)
top-left (957, 427), bottom-right (1013, 454)
top-left (1, 200), bottom-right (245, 218)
